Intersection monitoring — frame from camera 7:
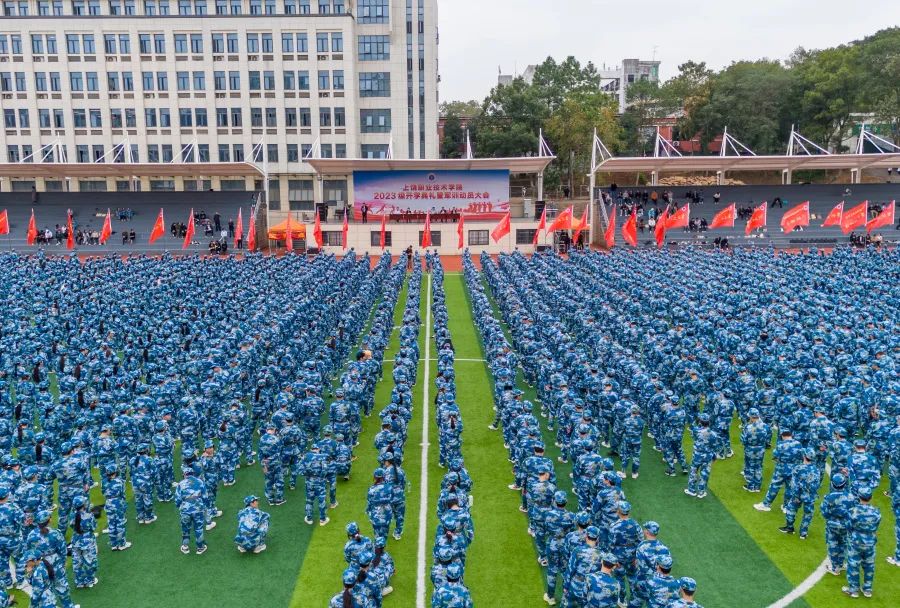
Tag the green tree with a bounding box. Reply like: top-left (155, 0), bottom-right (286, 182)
top-left (471, 77), bottom-right (549, 158)
top-left (440, 113), bottom-right (465, 158)
top-left (857, 27), bottom-right (900, 144)
top-left (531, 56), bottom-right (601, 112)
top-left (545, 90), bottom-right (621, 193)
top-left (619, 79), bottom-right (679, 155)
top-left (439, 99), bottom-right (483, 117)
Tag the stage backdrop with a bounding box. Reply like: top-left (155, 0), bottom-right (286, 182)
top-left (352, 170), bottom-right (510, 220)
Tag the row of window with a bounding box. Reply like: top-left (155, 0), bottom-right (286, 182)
top-left (2, 0), bottom-right (372, 17)
top-left (4, 105), bottom-right (389, 131)
top-left (2, 69), bottom-right (387, 95)
top-left (3, 141), bottom-right (391, 163)
top-left (358, 229), bottom-right (537, 248)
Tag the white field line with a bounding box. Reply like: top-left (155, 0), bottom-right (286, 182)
top-left (765, 559), bottom-right (829, 608)
top-left (415, 272), bottom-right (433, 608)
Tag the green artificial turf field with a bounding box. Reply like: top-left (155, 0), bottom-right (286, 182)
top-left (18, 266), bottom-right (897, 608)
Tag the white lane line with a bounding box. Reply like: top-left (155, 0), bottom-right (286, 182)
top-left (415, 272), bottom-right (433, 608)
top-left (765, 559), bottom-right (829, 608)
top-left (381, 357), bottom-right (485, 365)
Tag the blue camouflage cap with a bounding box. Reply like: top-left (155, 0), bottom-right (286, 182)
top-left (342, 568), bottom-right (357, 586)
top-left (657, 554), bottom-right (673, 569)
top-left (680, 577), bottom-right (697, 592)
top-left (244, 495), bottom-right (258, 506)
top-left (446, 563), bottom-right (463, 581)
top-left (617, 500), bottom-right (632, 514)
top-left (585, 526), bottom-right (600, 541)
top-left (553, 490), bottom-right (567, 505)
top-left (346, 521), bottom-right (359, 536)
top-left (643, 521), bottom-right (660, 535)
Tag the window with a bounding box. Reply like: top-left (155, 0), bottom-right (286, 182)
top-left (174, 34), bottom-right (187, 54)
top-left (267, 143), bottom-right (278, 162)
top-left (154, 34), bottom-right (165, 54)
top-left (360, 144), bottom-right (389, 159)
top-left (214, 71), bottom-right (225, 90)
top-left (265, 107), bottom-right (277, 127)
top-left (246, 34), bottom-right (259, 54)
top-left (178, 0), bottom-right (191, 13)
top-left (213, 0), bottom-right (224, 13)
top-left (0, 72), bottom-right (10, 92)
top-left (316, 33), bottom-right (328, 53)
top-left (70, 72), bottom-right (83, 91)
top-left (230, 107), bottom-right (242, 126)
top-left (216, 107), bottom-right (227, 126)
top-left (322, 231), bottom-right (342, 247)
top-left (358, 35), bottom-right (390, 60)
top-left (139, 34), bottom-right (151, 54)
top-left (283, 0), bottom-right (295, 13)
top-left (14, 72), bottom-right (25, 92)
top-left (177, 71), bottom-right (190, 90)
top-left (370, 231), bottom-right (391, 247)
top-left (283, 71), bottom-right (295, 90)
top-left (190, 34), bottom-right (203, 53)
top-left (333, 70), bottom-right (344, 90)
top-left (35, 73), bottom-right (47, 91)
top-left (359, 72), bottom-right (390, 97)
top-left (287, 143), bottom-right (299, 162)
top-left (249, 71), bottom-right (261, 90)
top-left (89, 109), bottom-right (102, 127)
top-left (298, 0), bottom-right (309, 12)
top-left (249, 0), bottom-right (260, 13)
top-left (228, 71), bottom-right (240, 89)
top-left (195, 109), bottom-right (207, 127)
top-left (150, 180), bottom-right (175, 191)
top-left (296, 33), bottom-right (308, 53)
top-left (122, 72), bottom-right (133, 90)
top-left (160, 108), bottom-right (171, 127)
top-left (66, 34), bottom-right (80, 55)
top-left (261, 34), bottom-right (273, 54)
top-left (298, 71), bottom-right (310, 90)
top-left (161, 144), bottom-right (173, 161)
top-left (335, 143), bottom-right (346, 158)
top-left (193, 71), bottom-right (205, 90)
top-left (288, 179), bottom-right (314, 210)
top-left (119, 35), bottom-right (130, 54)
top-left (3, 110), bottom-right (15, 129)
top-left (85, 72), bottom-right (98, 91)
top-left (360, 109), bottom-right (391, 133)
top-left (331, 33), bottom-right (343, 53)
top-left (88, 0), bottom-right (100, 13)
top-left (419, 231), bottom-right (442, 246)
top-left (250, 107), bottom-right (262, 127)
top-left (53, 109), bottom-right (64, 128)
top-left (217, 144), bottom-right (229, 161)
top-left (212, 33), bottom-right (224, 54)
top-left (77, 145), bottom-right (90, 162)
top-left (299, 107), bottom-right (311, 127)
top-left (103, 34), bottom-right (116, 55)
top-left (6, 146), bottom-right (19, 162)
top-left (516, 229), bottom-right (537, 245)
top-left (47, 35), bottom-right (58, 55)
top-left (107, 72), bottom-right (120, 91)
top-left (263, 71), bottom-right (275, 90)
top-left (179, 108), bottom-right (192, 127)
top-left (319, 107), bottom-right (331, 127)
top-left (318, 70), bottom-right (330, 90)
top-left (281, 34), bottom-right (294, 53)
top-left (32, 35), bottom-right (45, 55)
top-left (229, 0), bottom-right (240, 13)
top-left (82, 35), bottom-right (95, 55)
top-left (142, 71), bottom-right (154, 90)
top-left (358, 0), bottom-right (388, 23)
top-left (231, 144), bottom-right (244, 161)
top-left (39, 109), bottom-right (50, 128)
top-left (334, 107), bottom-right (345, 127)
top-left (469, 230), bottom-right (490, 246)
top-left (111, 108), bottom-right (123, 128)
top-left (157, 71), bottom-right (168, 90)
top-left (49, 72), bottom-right (60, 91)
top-left (145, 108), bottom-right (157, 127)
top-left (227, 33), bottom-right (238, 53)
top-left (318, 0), bottom-right (329, 14)
top-left (323, 179), bottom-right (346, 202)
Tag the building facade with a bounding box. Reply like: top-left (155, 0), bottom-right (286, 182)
top-left (599, 58), bottom-right (660, 113)
top-left (0, 0), bottom-right (439, 215)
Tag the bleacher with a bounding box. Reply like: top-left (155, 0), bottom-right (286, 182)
top-left (609, 183), bottom-right (900, 248)
top-left (0, 191), bottom-right (254, 254)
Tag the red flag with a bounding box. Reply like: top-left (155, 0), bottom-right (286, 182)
top-left (26, 209), bottom-right (37, 245)
top-left (341, 210), bottom-right (349, 249)
top-left (572, 205), bottom-right (589, 244)
top-left (780, 201), bottom-right (810, 233)
top-left (622, 209), bottom-right (637, 247)
top-left (745, 202), bottom-right (767, 235)
top-left (866, 201), bottom-right (895, 233)
top-left (313, 208), bottom-right (323, 248)
top-left (604, 209), bottom-right (616, 248)
top-left (822, 201), bottom-right (843, 227)
top-left (666, 204), bottom-right (690, 229)
top-left (457, 214), bottom-right (465, 249)
top-left (655, 207), bottom-right (669, 247)
top-left (66, 209), bottom-right (74, 250)
top-left (547, 206), bottom-right (573, 232)
top-left (421, 212), bottom-right (432, 248)
top-left (285, 213), bottom-right (294, 252)
top-left (247, 207), bottom-right (257, 251)
top-left (379, 213), bottom-right (386, 250)
top-left (234, 208), bottom-right (243, 249)
top-left (840, 201), bottom-right (868, 234)
top-left (710, 203), bottom-right (736, 229)
top-left (532, 208), bottom-right (546, 245)
top-left (99, 208), bottom-right (112, 244)
top-left (0, 210), bottom-right (9, 235)
top-left (490, 211), bottom-right (511, 243)
top-left (182, 208), bottom-right (195, 250)
top-left (148, 208), bottom-right (165, 244)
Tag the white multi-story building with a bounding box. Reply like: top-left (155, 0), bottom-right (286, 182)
top-left (0, 0), bottom-right (439, 214)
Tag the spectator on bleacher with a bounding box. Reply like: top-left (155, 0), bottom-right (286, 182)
top-left (129, 229), bottom-right (135, 243)
top-left (713, 191), bottom-right (721, 205)
top-left (214, 212), bottom-right (222, 233)
top-left (171, 222), bottom-right (179, 237)
top-left (228, 219), bottom-right (235, 238)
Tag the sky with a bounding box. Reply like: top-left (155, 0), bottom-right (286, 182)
top-left (437, 0), bottom-right (897, 103)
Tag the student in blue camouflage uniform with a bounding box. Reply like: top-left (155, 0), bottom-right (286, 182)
top-left (259, 423), bottom-right (286, 506)
top-left (754, 429), bottom-right (802, 513)
top-left (780, 448), bottom-right (822, 538)
top-left (584, 553), bottom-right (620, 608)
top-left (631, 522), bottom-right (670, 608)
top-left (175, 466), bottom-right (208, 555)
top-left (645, 554), bottom-right (680, 608)
top-left (0, 486), bottom-right (23, 589)
top-left (740, 408), bottom-right (770, 493)
top-left (235, 495), bottom-right (270, 554)
top-left (23, 549), bottom-right (57, 608)
top-left (103, 464), bottom-right (131, 551)
top-left (431, 563), bottom-right (472, 608)
top-left (27, 509), bottom-right (76, 608)
top-left (367, 468), bottom-right (393, 542)
top-left (564, 525), bottom-right (602, 608)
top-left (543, 490), bottom-right (576, 605)
top-left (131, 443), bottom-right (157, 524)
top-left (301, 443), bottom-right (332, 526)
top-left (620, 406), bottom-right (644, 479)
top-left (608, 501), bottom-right (643, 606)
top-left (71, 495), bottom-right (99, 588)
top-left (200, 440), bottom-right (223, 527)
top-left (667, 577), bottom-right (702, 608)
top-left (685, 413), bottom-right (719, 499)
top-left (842, 487), bottom-right (881, 598)
top-left (821, 472), bottom-right (854, 575)
top-left (152, 421), bottom-right (176, 501)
